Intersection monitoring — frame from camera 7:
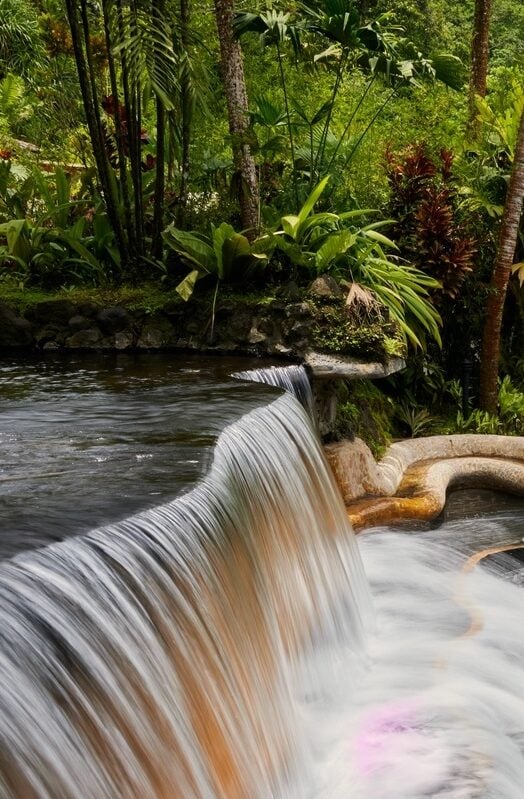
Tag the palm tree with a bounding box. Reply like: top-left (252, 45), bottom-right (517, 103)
top-left (64, 0), bottom-right (179, 270)
top-left (175, 0), bottom-right (192, 227)
top-left (64, 0), bottom-right (128, 264)
top-left (168, 0), bottom-right (210, 228)
top-left (213, 0), bottom-right (259, 235)
top-left (480, 105), bottom-right (524, 413)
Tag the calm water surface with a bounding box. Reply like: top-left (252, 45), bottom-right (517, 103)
top-left (0, 353), bottom-right (281, 558)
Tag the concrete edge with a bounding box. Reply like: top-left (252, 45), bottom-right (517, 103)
top-left (347, 456), bottom-right (524, 531)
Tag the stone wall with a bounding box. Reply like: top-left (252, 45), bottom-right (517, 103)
top-left (0, 280), bottom-right (400, 361)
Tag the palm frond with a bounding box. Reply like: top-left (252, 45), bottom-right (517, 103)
top-left (111, 4), bottom-right (179, 109)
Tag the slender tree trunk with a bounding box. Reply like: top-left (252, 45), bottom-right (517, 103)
top-left (65, 0), bottom-right (128, 265)
top-left (276, 41), bottom-right (298, 210)
top-left (114, 0), bottom-right (141, 264)
top-left (129, 0), bottom-right (145, 256)
top-left (176, 0), bottom-right (192, 227)
top-left (358, 0), bottom-right (369, 19)
top-left (102, 0), bottom-right (136, 255)
top-left (213, 0), bottom-right (259, 235)
top-left (468, 0), bottom-right (493, 135)
top-left (151, 0), bottom-right (166, 259)
top-left (479, 106), bottom-right (524, 412)
top-left (315, 49), bottom-right (348, 179)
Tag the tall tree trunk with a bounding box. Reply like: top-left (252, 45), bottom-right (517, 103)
top-left (129, 0), bottom-right (145, 257)
top-left (479, 106), bottom-right (524, 413)
top-left (102, 0), bottom-right (136, 256)
top-left (468, 0), bottom-right (493, 135)
top-left (213, 0), bottom-right (259, 235)
top-left (65, 0), bottom-right (128, 265)
top-left (358, 0), bottom-right (369, 20)
top-left (176, 0), bottom-right (192, 228)
top-left (151, 0), bottom-right (166, 259)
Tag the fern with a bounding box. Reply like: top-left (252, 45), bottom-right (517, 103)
top-left (0, 0), bottom-right (46, 79)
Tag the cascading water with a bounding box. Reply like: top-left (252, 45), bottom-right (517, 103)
top-left (0, 387), bottom-right (371, 798)
top-left (3, 357), bottom-right (524, 798)
top-left (232, 364), bottom-right (315, 421)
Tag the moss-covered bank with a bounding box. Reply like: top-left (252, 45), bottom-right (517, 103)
top-left (0, 283), bottom-right (403, 361)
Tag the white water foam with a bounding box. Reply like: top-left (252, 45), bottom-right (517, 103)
top-left (299, 527), bottom-right (524, 798)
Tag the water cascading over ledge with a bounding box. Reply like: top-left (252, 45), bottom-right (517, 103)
top-left (0, 391), bottom-right (371, 798)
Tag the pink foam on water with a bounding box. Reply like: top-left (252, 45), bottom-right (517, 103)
top-left (353, 698), bottom-right (425, 776)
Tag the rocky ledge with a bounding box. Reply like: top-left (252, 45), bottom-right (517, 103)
top-left (0, 278), bottom-right (403, 364)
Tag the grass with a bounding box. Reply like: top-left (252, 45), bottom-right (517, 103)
top-left (0, 283), bottom-right (184, 313)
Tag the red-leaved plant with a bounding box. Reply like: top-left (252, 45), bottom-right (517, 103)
top-left (385, 143), bottom-right (477, 300)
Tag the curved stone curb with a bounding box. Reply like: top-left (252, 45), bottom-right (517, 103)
top-left (324, 434), bottom-right (524, 531)
top-left (377, 435), bottom-right (524, 496)
top-left (326, 435), bottom-right (524, 503)
top-left (347, 456), bottom-right (524, 530)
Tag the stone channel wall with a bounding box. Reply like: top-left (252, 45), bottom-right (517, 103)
top-left (326, 435), bottom-right (524, 529)
top-left (0, 297), bottom-right (310, 355)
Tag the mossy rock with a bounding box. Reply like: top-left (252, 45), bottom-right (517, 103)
top-left (331, 380), bottom-right (395, 459)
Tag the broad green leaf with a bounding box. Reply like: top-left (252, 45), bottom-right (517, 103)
top-left (0, 219), bottom-right (31, 261)
top-left (163, 226), bottom-right (215, 271)
top-left (362, 229), bottom-right (398, 249)
top-left (176, 269), bottom-right (200, 301)
top-left (69, 217), bottom-right (86, 239)
top-left (212, 222), bottom-right (236, 276)
top-left (59, 232), bottom-right (105, 274)
top-left (10, 163), bottom-right (29, 181)
top-left (338, 208), bottom-right (378, 220)
top-left (432, 54), bottom-right (465, 91)
top-left (221, 232), bottom-right (251, 281)
top-left (281, 214), bottom-right (300, 238)
top-left (273, 236), bottom-right (313, 267)
top-left (315, 230), bottom-right (356, 270)
top-left (300, 212), bottom-right (339, 234)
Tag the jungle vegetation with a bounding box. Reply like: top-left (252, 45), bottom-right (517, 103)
top-left (0, 0), bottom-right (523, 433)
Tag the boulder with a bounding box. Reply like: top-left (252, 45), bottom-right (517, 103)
top-left (0, 303), bottom-right (33, 347)
top-left (65, 328), bottom-right (102, 348)
top-left (68, 315), bottom-right (91, 332)
top-left (137, 320), bottom-right (174, 349)
top-left (27, 300), bottom-right (75, 325)
top-left (96, 306), bottom-right (129, 335)
top-left (307, 275), bottom-right (343, 300)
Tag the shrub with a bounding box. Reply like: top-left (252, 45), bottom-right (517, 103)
top-left (385, 143), bottom-right (477, 300)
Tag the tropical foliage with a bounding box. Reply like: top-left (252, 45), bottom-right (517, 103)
top-left (0, 0), bottom-right (522, 426)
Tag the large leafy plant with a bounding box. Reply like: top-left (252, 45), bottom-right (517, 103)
top-left (268, 176), bottom-right (441, 348)
top-left (236, 1), bottom-right (463, 204)
top-left (163, 222), bottom-right (269, 301)
top-left (0, 168), bottom-right (119, 287)
top-left (0, 217), bottom-right (108, 287)
top-left (385, 144), bottom-right (477, 299)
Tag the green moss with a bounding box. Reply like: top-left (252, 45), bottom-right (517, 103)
top-left (0, 284), bottom-right (184, 314)
top-left (332, 380), bottom-right (395, 459)
top-left (310, 302), bottom-right (404, 361)
top-left (0, 286), bottom-right (53, 312)
top-left (219, 288), bottom-right (279, 306)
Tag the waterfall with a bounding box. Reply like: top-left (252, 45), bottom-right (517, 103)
top-left (232, 364), bottom-right (315, 422)
top-left (0, 391), bottom-right (371, 798)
